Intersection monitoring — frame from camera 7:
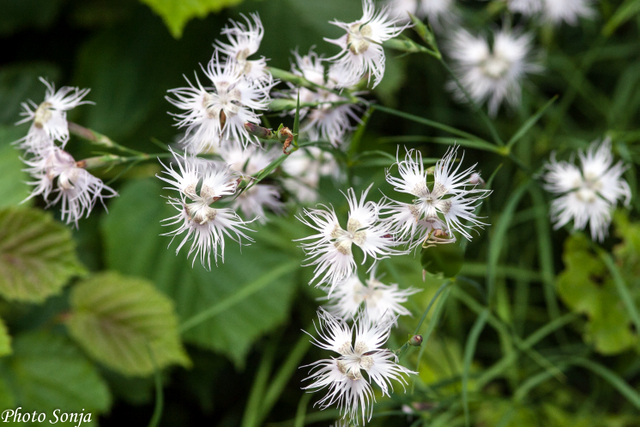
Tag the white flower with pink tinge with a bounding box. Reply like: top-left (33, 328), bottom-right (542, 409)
top-left (16, 77), bottom-right (92, 153)
top-left (297, 185), bottom-right (404, 294)
top-left (157, 149), bottom-right (255, 268)
top-left (325, 0), bottom-right (406, 88)
top-left (542, 138), bottom-right (631, 242)
top-left (303, 309), bottom-right (415, 425)
top-left (23, 145), bottom-right (116, 227)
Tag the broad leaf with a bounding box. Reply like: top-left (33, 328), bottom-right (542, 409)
top-left (0, 207), bottom-right (86, 303)
top-left (0, 331), bottom-right (111, 419)
top-left (557, 233), bottom-right (637, 354)
top-left (0, 127), bottom-right (32, 209)
top-left (139, 0), bottom-right (244, 38)
top-left (67, 271), bottom-right (191, 377)
top-left (102, 179), bottom-right (298, 367)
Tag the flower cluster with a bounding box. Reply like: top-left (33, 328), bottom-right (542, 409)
top-left (507, 0), bottom-right (595, 25)
top-left (303, 310), bottom-right (416, 425)
top-left (542, 138), bottom-right (631, 242)
top-left (384, 145), bottom-right (491, 249)
top-left (15, 78), bottom-right (116, 226)
top-left (167, 14), bottom-right (275, 153)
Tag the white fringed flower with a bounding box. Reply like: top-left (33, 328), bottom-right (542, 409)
top-left (157, 149), bottom-right (255, 268)
top-left (297, 185), bottom-right (403, 294)
top-left (542, 138), bottom-right (631, 242)
top-left (446, 28), bottom-right (540, 116)
top-left (215, 13), bottom-right (271, 82)
top-left (303, 309), bottom-right (415, 425)
top-left (16, 77), bottom-right (92, 152)
top-left (325, 0), bottom-right (406, 88)
top-left (542, 0), bottom-right (595, 25)
top-left (218, 143), bottom-right (284, 223)
top-left (167, 52), bottom-right (273, 153)
top-left (282, 147), bottom-right (343, 203)
top-left (506, 0), bottom-right (543, 16)
top-left (323, 268), bottom-right (419, 323)
top-left (384, 146), bottom-right (491, 248)
top-left (23, 146), bottom-right (116, 227)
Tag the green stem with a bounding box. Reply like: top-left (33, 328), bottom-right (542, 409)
top-left (78, 153), bottom-right (172, 170)
top-left (68, 122), bottom-right (144, 156)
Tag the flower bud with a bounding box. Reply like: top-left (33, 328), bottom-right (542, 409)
top-left (409, 335), bottom-right (423, 347)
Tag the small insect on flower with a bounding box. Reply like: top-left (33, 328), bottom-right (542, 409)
top-left (542, 138), bottom-right (631, 242)
top-left (302, 309), bottom-right (416, 425)
top-left (325, 0), bottom-right (407, 88)
top-left (157, 148), bottom-right (255, 269)
top-left (16, 77), bottom-right (93, 153)
top-left (296, 185), bottom-right (405, 294)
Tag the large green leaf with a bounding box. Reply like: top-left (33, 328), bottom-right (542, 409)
top-left (102, 178), bottom-right (298, 367)
top-left (557, 233), bottom-right (637, 354)
top-left (139, 0), bottom-right (244, 38)
top-left (0, 331), bottom-right (111, 420)
top-left (0, 207), bottom-right (86, 303)
top-left (67, 271), bottom-right (191, 377)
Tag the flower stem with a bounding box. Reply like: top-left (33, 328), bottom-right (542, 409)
top-left (68, 122), bottom-right (144, 156)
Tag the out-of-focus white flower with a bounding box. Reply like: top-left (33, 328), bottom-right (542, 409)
top-left (384, 146), bottom-right (491, 248)
top-left (218, 143), bottom-right (284, 223)
top-left (16, 77), bottom-right (92, 152)
top-left (167, 52), bottom-right (273, 153)
top-left (542, 0), bottom-right (595, 25)
top-left (542, 138), bottom-right (631, 242)
top-left (303, 309), bottom-right (415, 425)
top-left (506, 0), bottom-right (543, 16)
top-left (446, 28), bottom-right (541, 116)
top-left (215, 13), bottom-right (271, 82)
top-left (157, 149), bottom-right (255, 268)
top-left (282, 147), bottom-right (343, 204)
top-left (297, 185), bottom-right (403, 294)
top-left (325, 0), bottom-right (406, 88)
top-left (323, 267), bottom-right (419, 323)
top-left (387, 0), bottom-right (457, 28)
top-left (23, 146), bottom-right (116, 227)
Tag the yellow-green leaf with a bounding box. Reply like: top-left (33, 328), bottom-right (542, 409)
top-left (67, 271), bottom-right (191, 377)
top-left (0, 207), bottom-right (86, 303)
top-left (139, 0), bottom-right (244, 38)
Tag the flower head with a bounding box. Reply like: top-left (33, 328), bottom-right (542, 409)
top-left (387, 0), bottom-right (457, 28)
top-left (384, 146), bottom-right (491, 248)
top-left (157, 149), bottom-right (255, 268)
top-left (303, 309), bottom-right (415, 425)
top-left (323, 267), bottom-right (419, 323)
top-left (325, 0), bottom-right (406, 88)
top-left (215, 13), bottom-right (271, 82)
top-left (297, 185), bottom-right (403, 294)
top-left (542, 0), bottom-right (595, 25)
top-left (446, 28), bottom-right (541, 116)
top-left (542, 138), bottom-right (631, 242)
top-left (23, 146), bottom-right (116, 227)
top-left (167, 52), bottom-right (273, 152)
top-left (16, 77), bottom-right (92, 152)
top-left (282, 147), bottom-right (344, 203)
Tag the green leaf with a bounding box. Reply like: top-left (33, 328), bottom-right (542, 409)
top-left (0, 129), bottom-right (32, 208)
top-left (66, 271), bottom-right (191, 377)
top-left (0, 317), bottom-right (11, 357)
top-left (0, 207), bottom-right (86, 303)
top-left (557, 234), bottom-right (637, 354)
top-left (139, 0), bottom-right (244, 38)
top-left (102, 178), bottom-right (298, 367)
top-left (1, 331), bottom-right (111, 416)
